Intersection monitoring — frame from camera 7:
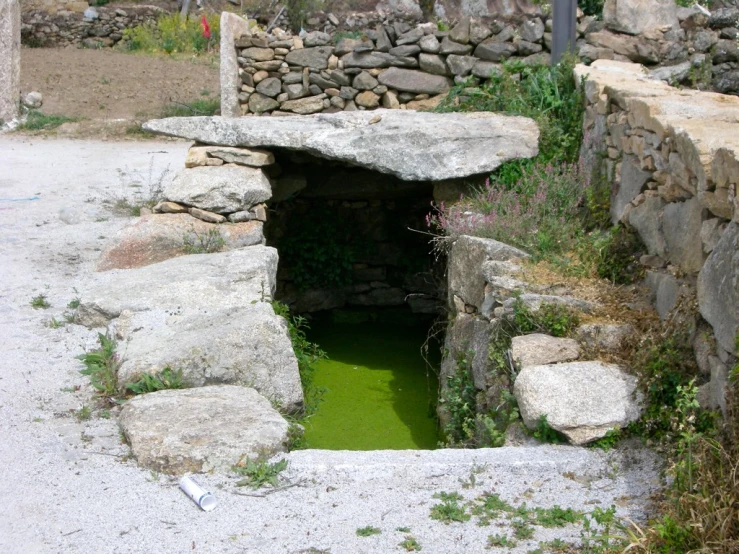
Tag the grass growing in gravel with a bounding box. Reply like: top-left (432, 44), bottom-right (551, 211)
top-left (17, 110), bottom-right (79, 131)
top-left (233, 457), bottom-right (288, 488)
top-left (430, 492), bottom-right (471, 524)
top-left (355, 526), bottom-right (382, 537)
top-left (399, 535), bottom-right (422, 551)
top-left (30, 294), bottom-right (51, 309)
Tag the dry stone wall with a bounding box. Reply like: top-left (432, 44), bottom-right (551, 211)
top-left (578, 59), bottom-right (738, 414)
top-left (21, 4), bottom-right (162, 48)
top-left (227, 4), bottom-right (739, 117)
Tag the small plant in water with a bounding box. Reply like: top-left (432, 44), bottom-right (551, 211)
top-left (355, 526), bottom-right (382, 537)
top-left (125, 367), bottom-right (185, 395)
top-left (233, 457), bottom-right (287, 488)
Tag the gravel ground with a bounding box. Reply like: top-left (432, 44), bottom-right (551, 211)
top-left (0, 135), bottom-right (664, 554)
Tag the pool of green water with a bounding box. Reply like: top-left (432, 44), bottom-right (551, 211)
top-left (302, 313), bottom-right (439, 450)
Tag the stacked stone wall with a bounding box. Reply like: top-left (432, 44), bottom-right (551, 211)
top-left (227, 5), bottom-right (739, 116)
top-left (579, 59), bottom-right (738, 413)
top-left (21, 5), bottom-right (163, 48)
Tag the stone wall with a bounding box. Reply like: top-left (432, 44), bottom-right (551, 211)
top-left (21, 4), bottom-right (163, 48)
top-left (226, 4), bottom-right (739, 117)
top-left (579, 59), bottom-right (738, 413)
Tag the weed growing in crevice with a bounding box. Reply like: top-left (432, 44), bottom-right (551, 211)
top-left (103, 159), bottom-right (170, 217)
top-left (592, 225), bottom-right (645, 285)
top-left (233, 457), bottom-right (287, 488)
top-left (78, 333), bottom-right (120, 400)
top-left (510, 297), bottom-right (580, 338)
top-left (125, 367), bottom-right (185, 395)
top-left (272, 301), bottom-right (327, 418)
top-left (531, 415), bottom-right (567, 444)
top-left (182, 227), bottom-right (226, 254)
top-left (511, 518), bottom-right (535, 540)
top-left (487, 533), bottom-right (516, 547)
top-left (46, 317), bottom-right (65, 329)
top-left (438, 350), bottom-right (477, 447)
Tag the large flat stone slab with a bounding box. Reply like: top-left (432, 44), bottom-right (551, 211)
top-left (113, 303), bottom-right (302, 411)
top-left (78, 246), bottom-right (303, 410)
top-left (77, 245), bottom-right (278, 327)
top-left (510, 334), bottom-right (581, 369)
top-left (119, 385), bottom-right (289, 474)
top-left (143, 110), bottom-right (539, 182)
top-left (514, 361), bottom-right (643, 445)
top-left (97, 213), bottom-right (264, 271)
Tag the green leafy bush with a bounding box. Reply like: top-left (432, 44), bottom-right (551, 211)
top-left (122, 13), bottom-right (220, 54)
top-left (436, 55), bottom-right (584, 171)
top-left (430, 57), bottom-right (589, 261)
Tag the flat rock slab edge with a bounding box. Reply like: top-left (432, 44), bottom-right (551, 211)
top-left (143, 110), bottom-right (539, 182)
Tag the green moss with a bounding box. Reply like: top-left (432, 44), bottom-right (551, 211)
top-left (301, 314), bottom-right (439, 450)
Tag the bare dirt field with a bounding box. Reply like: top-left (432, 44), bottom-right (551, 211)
top-left (20, 47), bottom-right (220, 122)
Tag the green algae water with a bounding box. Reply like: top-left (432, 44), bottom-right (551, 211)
top-left (302, 313), bottom-right (439, 450)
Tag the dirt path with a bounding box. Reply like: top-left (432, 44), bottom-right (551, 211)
top-left (20, 47), bottom-right (220, 121)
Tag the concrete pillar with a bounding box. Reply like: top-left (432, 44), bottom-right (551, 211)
top-left (552, 0), bottom-right (577, 65)
top-left (0, 0), bottom-right (21, 123)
